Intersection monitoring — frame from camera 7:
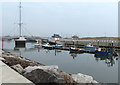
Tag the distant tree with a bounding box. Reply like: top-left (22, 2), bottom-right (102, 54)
top-left (51, 34), bottom-right (62, 38)
top-left (72, 35), bottom-right (79, 39)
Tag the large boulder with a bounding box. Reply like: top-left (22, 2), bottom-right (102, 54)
top-left (24, 65), bottom-right (64, 83)
top-left (72, 73), bottom-right (98, 83)
top-left (24, 69), bottom-right (58, 84)
top-left (24, 66), bottom-right (76, 84)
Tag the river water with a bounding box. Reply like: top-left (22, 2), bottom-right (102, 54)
top-left (2, 41), bottom-right (119, 83)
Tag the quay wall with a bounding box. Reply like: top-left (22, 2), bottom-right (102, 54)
top-left (59, 39), bottom-right (120, 48)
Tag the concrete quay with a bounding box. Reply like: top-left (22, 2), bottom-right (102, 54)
top-left (0, 56), bottom-right (34, 84)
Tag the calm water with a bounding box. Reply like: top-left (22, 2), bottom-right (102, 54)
top-left (2, 41), bottom-right (119, 83)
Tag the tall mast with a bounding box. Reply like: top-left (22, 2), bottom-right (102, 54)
top-left (19, 1), bottom-right (22, 37)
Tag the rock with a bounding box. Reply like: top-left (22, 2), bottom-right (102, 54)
top-left (24, 69), bottom-right (58, 84)
top-left (24, 65), bottom-right (64, 83)
top-left (3, 57), bottom-right (39, 68)
top-left (0, 57), bottom-right (5, 61)
top-left (24, 65), bottom-right (59, 73)
top-left (71, 73), bottom-right (98, 83)
top-left (59, 72), bottom-right (76, 84)
top-left (11, 64), bottom-right (24, 73)
top-left (24, 66), bottom-right (76, 84)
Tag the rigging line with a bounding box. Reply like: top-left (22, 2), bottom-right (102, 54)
top-left (14, 26), bottom-right (20, 36)
top-left (21, 26), bottom-right (37, 40)
top-left (21, 26), bottom-right (30, 36)
top-left (8, 25), bottom-right (18, 36)
top-left (22, 25), bottom-right (34, 36)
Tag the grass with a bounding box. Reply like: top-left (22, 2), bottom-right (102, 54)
top-left (79, 37), bottom-right (120, 40)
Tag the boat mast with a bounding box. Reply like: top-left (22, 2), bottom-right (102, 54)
top-left (19, 1), bottom-right (22, 37)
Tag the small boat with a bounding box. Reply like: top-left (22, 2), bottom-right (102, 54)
top-left (84, 43), bottom-right (96, 52)
top-left (55, 44), bottom-right (63, 49)
top-left (34, 40), bottom-right (42, 48)
top-left (42, 43), bottom-right (55, 50)
top-left (55, 41), bottom-right (63, 49)
top-left (34, 44), bottom-right (43, 48)
top-left (70, 47), bottom-right (84, 53)
top-left (95, 48), bottom-right (118, 56)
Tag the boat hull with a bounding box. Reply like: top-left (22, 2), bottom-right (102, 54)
top-left (95, 50), bottom-right (118, 56)
top-left (95, 50), bottom-right (108, 55)
top-left (84, 46), bottom-right (96, 52)
top-left (70, 48), bottom-right (84, 53)
top-left (55, 46), bottom-right (63, 49)
top-left (44, 46), bottom-right (55, 50)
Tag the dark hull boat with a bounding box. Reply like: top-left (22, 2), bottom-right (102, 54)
top-left (95, 50), bottom-right (108, 55)
top-left (42, 43), bottom-right (55, 50)
top-left (70, 47), bottom-right (85, 53)
top-left (95, 48), bottom-right (118, 56)
top-left (44, 46), bottom-right (55, 50)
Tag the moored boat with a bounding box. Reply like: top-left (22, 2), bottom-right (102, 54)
top-left (70, 47), bottom-right (85, 53)
top-left (42, 43), bottom-right (55, 50)
top-left (34, 40), bottom-right (43, 48)
top-left (84, 43), bottom-right (96, 52)
top-left (34, 44), bottom-right (43, 48)
top-left (55, 41), bottom-right (63, 49)
top-left (95, 48), bottom-right (118, 56)
top-left (55, 44), bottom-right (63, 49)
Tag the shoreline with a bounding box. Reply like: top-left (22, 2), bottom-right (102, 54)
top-left (1, 49), bottom-right (115, 85)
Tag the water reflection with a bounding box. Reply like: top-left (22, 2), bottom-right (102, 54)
top-left (69, 53), bottom-right (77, 59)
top-left (35, 47), bottom-right (119, 66)
top-left (13, 47), bottom-right (37, 57)
top-left (6, 46), bottom-right (119, 68)
top-left (69, 50), bottom-right (119, 67)
top-left (94, 53), bottom-right (119, 67)
top-left (69, 51), bottom-right (85, 59)
top-left (40, 48), bottom-right (63, 56)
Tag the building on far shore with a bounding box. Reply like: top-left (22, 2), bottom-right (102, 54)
top-left (51, 34), bottom-right (62, 40)
top-left (72, 35), bottom-right (79, 39)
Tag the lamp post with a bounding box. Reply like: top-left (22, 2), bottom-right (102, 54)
top-left (97, 40), bottom-right (99, 47)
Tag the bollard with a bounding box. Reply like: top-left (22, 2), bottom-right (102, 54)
top-left (2, 40), bottom-right (4, 49)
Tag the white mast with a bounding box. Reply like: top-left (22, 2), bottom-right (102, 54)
top-left (19, 1), bottom-right (22, 37)
top-left (15, 0), bottom-right (26, 48)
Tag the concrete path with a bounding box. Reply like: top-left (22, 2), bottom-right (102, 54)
top-left (0, 60), bottom-right (34, 84)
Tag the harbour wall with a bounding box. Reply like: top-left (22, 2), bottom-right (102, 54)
top-left (59, 39), bottom-right (120, 49)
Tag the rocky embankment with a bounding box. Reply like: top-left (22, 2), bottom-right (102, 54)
top-left (1, 50), bottom-right (100, 85)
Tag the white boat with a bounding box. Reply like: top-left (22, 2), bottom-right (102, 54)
top-left (34, 40), bottom-right (42, 48)
top-left (70, 47), bottom-right (84, 53)
top-left (42, 43), bottom-right (55, 49)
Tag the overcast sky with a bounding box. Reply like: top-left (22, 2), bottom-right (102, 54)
top-left (2, 1), bottom-right (118, 37)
